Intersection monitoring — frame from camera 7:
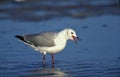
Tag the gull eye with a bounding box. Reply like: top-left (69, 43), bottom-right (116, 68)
top-left (71, 32), bottom-right (74, 34)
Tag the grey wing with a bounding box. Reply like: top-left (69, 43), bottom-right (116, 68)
top-left (24, 32), bottom-right (57, 47)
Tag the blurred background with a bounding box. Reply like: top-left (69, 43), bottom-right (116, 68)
top-left (0, 0), bottom-right (119, 21)
top-left (0, 0), bottom-right (120, 77)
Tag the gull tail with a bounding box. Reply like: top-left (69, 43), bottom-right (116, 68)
top-left (15, 35), bottom-right (26, 42)
top-left (15, 35), bottom-right (33, 45)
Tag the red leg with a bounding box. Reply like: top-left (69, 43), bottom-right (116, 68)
top-left (51, 54), bottom-right (55, 68)
top-left (43, 54), bottom-right (46, 66)
top-left (51, 54), bottom-right (54, 64)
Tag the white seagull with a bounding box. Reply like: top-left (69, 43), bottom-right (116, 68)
top-left (15, 28), bottom-right (79, 66)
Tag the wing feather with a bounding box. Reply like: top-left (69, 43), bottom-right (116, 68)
top-left (24, 32), bottom-right (57, 47)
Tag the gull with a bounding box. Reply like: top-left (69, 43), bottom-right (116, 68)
top-left (15, 28), bottom-right (79, 66)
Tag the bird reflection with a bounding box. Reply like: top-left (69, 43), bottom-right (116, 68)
top-left (24, 68), bottom-right (69, 77)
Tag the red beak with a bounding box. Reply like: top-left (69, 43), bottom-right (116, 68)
top-left (72, 36), bottom-right (80, 44)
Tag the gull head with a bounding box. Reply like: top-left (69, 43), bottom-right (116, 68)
top-left (65, 28), bottom-right (79, 43)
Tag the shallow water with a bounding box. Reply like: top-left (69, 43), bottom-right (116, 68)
top-left (0, 0), bottom-right (120, 77)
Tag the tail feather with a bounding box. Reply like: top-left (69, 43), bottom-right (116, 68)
top-left (15, 35), bottom-right (26, 42)
top-left (15, 35), bottom-right (33, 45)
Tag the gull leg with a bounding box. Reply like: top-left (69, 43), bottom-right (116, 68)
top-left (43, 54), bottom-right (46, 66)
top-left (51, 54), bottom-right (54, 67)
top-left (52, 54), bottom-right (54, 64)
top-left (43, 52), bottom-right (46, 67)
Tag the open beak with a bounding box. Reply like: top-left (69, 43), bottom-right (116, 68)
top-left (72, 36), bottom-right (80, 44)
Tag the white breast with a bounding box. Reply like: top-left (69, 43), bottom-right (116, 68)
top-left (54, 36), bottom-right (67, 52)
